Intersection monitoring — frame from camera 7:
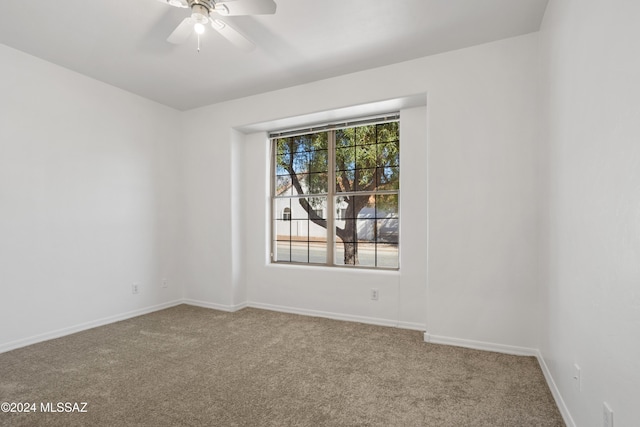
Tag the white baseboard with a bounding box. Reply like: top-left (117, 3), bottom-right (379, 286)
top-left (535, 350), bottom-right (576, 427)
top-left (424, 333), bottom-right (538, 356)
top-left (182, 299), bottom-right (247, 312)
top-left (0, 300), bottom-right (184, 354)
top-left (247, 301), bottom-right (426, 331)
top-left (396, 320), bottom-right (427, 331)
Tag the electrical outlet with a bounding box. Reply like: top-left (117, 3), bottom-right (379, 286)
top-left (572, 363), bottom-right (581, 391)
top-left (371, 288), bottom-right (379, 301)
top-left (603, 402), bottom-right (613, 427)
top-left (132, 283), bottom-right (139, 294)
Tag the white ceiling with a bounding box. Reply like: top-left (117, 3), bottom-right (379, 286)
top-left (0, 0), bottom-right (548, 111)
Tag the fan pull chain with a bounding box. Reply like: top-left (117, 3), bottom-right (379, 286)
top-left (197, 33), bottom-right (201, 53)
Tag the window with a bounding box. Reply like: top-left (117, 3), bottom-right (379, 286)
top-left (271, 115), bottom-right (399, 269)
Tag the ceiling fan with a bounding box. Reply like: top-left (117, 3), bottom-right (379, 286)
top-left (156, 0), bottom-right (277, 51)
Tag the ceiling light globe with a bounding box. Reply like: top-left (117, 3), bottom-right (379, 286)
top-left (194, 23), bottom-right (206, 34)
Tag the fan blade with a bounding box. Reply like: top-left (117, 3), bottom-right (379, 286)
top-left (167, 17), bottom-right (194, 44)
top-left (155, 0), bottom-right (188, 8)
top-left (211, 19), bottom-right (255, 51)
top-left (215, 0), bottom-right (277, 16)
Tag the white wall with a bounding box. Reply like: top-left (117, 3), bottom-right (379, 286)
top-left (181, 33), bottom-right (541, 348)
top-left (0, 44), bottom-right (183, 351)
top-left (539, 0), bottom-right (640, 425)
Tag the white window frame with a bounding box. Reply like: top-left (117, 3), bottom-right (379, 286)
top-left (270, 113), bottom-right (400, 270)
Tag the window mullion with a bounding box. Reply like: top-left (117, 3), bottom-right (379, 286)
top-left (270, 141), bottom-right (275, 262)
top-left (327, 130), bottom-right (336, 265)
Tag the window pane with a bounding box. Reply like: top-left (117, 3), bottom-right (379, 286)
top-left (335, 195), bottom-right (349, 227)
top-left (357, 219), bottom-right (376, 241)
top-left (283, 209), bottom-right (291, 221)
top-left (276, 133), bottom-right (328, 198)
top-left (334, 244), bottom-right (343, 265)
top-left (376, 122), bottom-right (399, 142)
top-left (378, 218), bottom-right (398, 244)
top-left (340, 195), bottom-right (370, 219)
top-left (294, 151), bottom-right (309, 174)
top-left (355, 242), bottom-right (376, 267)
top-left (292, 174), bottom-right (308, 195)
top-left (275, 241), bottom-right (291, 262)
top-left (284, 197), bottom-right (327, 220)
top-left (274, 220), bottom-right (291, 240)
top-left (276, 175), bottom-right (292, 196)
top-left (334, 241), bottom-right (398, 268)
top-left (377, 244), bottom-right (398, 268)
top-left (355, 125), bottom-right (376, 146)
top-left (335, 226), bottom-right (357, 243)
top-left (307, 196), bottom-right (327, 219)
top-left (355, 168), bottom-right (376, 192)
top-left (314, 133), bottom-right (328, 150)
top-left (377, 167), bottom-right (399, 190)
top-left (335, 147), bottom-right (355, 170)
top-left (376, 194), bottom-right (399, 245)
top-left (335, 169), bottom-right (355, 193)
top-left (334, 242), bottom-right (361, 265)
top-left (334, 242), bottom-right (376, 267)
top-left (293, 133), bottom-right (328, 152)
top-left (309, 149), bottom-right (328, 173)
top-left (289, 219), bottom-right (308, 240)
top-left (377, 141), bottom-right (399, 167)
top-left (276, 152), bottom-right (305, 175)
top-left (273, 196), bottom-right (327, 264)
top-left (309, 225), bottom-right (327, 244)
top-left (290, 241), bottom-right (309, 263)
top-left (335, 139), bottom-right (399, 194)
top-left (307, 172), bottom-right (328, 194)
top-left (275, 198), bottom-right (292, 220)
top-left (274, 189), bottom-right (292, 262)
top-left (275, 163), bottom-right (288, 177)
top-left (332, 192), bottom-right (398, 268)
top-left (375, 194), bottom-right (398, 218)
top-left (336, 129), bottom-right (354, 148)
top-left (292, 134), bottom-right (313, 153)
top-left (309, 243), bottom-right (327, 264)
top-left (355, 144), bottom-right (376, 169)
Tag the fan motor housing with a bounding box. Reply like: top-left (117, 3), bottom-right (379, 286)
top-left (188, 0), bottom-right (215, 13)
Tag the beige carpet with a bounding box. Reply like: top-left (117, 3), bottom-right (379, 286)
top-left (0, 305), bottom-right (564, 426)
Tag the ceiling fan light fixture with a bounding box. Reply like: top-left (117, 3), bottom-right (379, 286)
top-left (191, 4), bottom-right (210, 24)
top-left (194, 22), bottom-right (206, 34)
top-left (192, 13), bottom-right (208, 24)
top-left (163, 0), bottom-right (273, 50)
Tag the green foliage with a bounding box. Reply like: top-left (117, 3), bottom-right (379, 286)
top-left (275, 132), bottom-right (328, 205)
top-left (276, 121), bottom-right (399, 198)
top-left (334, 122), bottom-right (399, 212)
